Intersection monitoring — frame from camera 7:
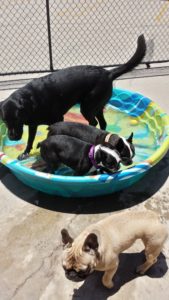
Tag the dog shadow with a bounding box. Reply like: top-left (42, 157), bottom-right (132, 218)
top-left (72, 251), bottom-right (168, 300)
top-left (0, 150), bottom-right (169, 214)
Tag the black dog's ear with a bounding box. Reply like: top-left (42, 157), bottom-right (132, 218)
top-left (14, 99), bottom-right (24, 119)
top-left (30, 96), bottom-right (37, 112)
top-left (17, 98), bottom-right (24, 110)
top-left (61, 228), bottom-right (73, 246)
top-left (127, 132), bottom-right (134, 143)
top-left (82, 233), bottom-right (99, 252)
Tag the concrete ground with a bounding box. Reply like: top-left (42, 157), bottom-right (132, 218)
top-left (0, 74), bottom-right (169, 300)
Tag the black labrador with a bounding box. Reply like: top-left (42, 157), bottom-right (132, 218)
top-left (48, 122), bottom-right (134, 166)
top-left (37, 135), bottom-right (121, 176)
top-left (0, 35), bottom-right (146, 160)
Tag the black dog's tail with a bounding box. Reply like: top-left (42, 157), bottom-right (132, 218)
top-left (109, 34), bottom-right (146, 81)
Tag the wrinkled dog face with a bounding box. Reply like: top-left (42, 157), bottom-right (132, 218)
top-left (61, 229), bottom-right (99, 282)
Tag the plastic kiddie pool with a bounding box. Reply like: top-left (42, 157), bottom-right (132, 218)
top-left (0, 88), bottom-right (169, 197)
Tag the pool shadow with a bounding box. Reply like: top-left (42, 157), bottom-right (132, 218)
top-left (72, 251), bottom-right (168, 300)
top-left (0, 149), bottom-right (169, 214)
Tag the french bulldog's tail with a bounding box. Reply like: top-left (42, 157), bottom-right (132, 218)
top-left (109, 34), bottom-right (146, 81)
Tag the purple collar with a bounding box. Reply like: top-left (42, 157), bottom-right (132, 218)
top-left (88, 145), bottom-right (100, 169)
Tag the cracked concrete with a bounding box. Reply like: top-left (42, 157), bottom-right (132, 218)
top-left (0, 75), bottom-right (169, 300)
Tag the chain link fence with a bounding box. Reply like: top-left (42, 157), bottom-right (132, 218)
top-left (1, 0), bottom-right (169, 75)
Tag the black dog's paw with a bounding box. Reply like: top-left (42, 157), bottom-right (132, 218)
top-left (17, 152), bottom-right (30, 160)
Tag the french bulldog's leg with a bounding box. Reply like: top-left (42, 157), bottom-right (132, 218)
top-left (96, 110), bottom-right (107, 130)
top-left (18, 125), bottom-right (37, 160)
top-left (136, 245), bottom-right (162, 275)
top-left (102, 259), bottom-right (119, 289)
top-left (136, 256), bottom-right (157, 275)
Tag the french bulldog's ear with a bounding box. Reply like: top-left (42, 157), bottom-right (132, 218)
top-left (127, 132), bottom-right (134, 143)
top-left (82, 233), bottom-right (99, 252)
top-left (61, 228), bottom-right (73, 246)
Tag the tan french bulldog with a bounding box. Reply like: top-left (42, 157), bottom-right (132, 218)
top-left (61, 210), bottom-right (168, 289)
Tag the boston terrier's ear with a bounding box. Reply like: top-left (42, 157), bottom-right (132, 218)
top-left (61, 228), bottom-right (74, 246)
top-left (127, 132), bottom-right (134, 143)
top-left (82, 233), bottom-right (99, 252)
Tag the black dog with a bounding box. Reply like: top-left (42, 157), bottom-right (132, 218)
top-left (48, 121), bottom-right (134, 166)
top-left (0, 35), bottom-right (146, 160)
top-left (37, 135), bottom-right (121, 176)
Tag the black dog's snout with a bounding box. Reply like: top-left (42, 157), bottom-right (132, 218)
top-left (8, 133), bottom-right (21, 141)
top-left (8, 128), bottom-right (22, 141)
top-left (8, 132), bottom-right (17, 140)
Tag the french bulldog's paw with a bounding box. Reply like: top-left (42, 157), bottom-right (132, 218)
top-left (136, 265), bottom-right (145, 275)
top-left (102, 277), bottom-right (114, 289)
top-left (17, 152), bottom-right (30, 160)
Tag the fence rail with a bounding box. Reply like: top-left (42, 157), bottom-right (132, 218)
top-left (1, 0), bottom-right (169, 76)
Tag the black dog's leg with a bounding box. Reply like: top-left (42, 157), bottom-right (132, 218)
top-left (80, 82), bottom-right (111, 129)
top-left (96, 110), bottom-right (107, 130)
top-left (18, 125), bottom-right (37, 160)
top-left (80, 105), bottom-right (98, 127)
top-left (89, 118), bottom-right (98, 127)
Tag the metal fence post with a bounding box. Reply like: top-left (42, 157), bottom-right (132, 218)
top-left (46, 0), bottom-right (54, 72)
